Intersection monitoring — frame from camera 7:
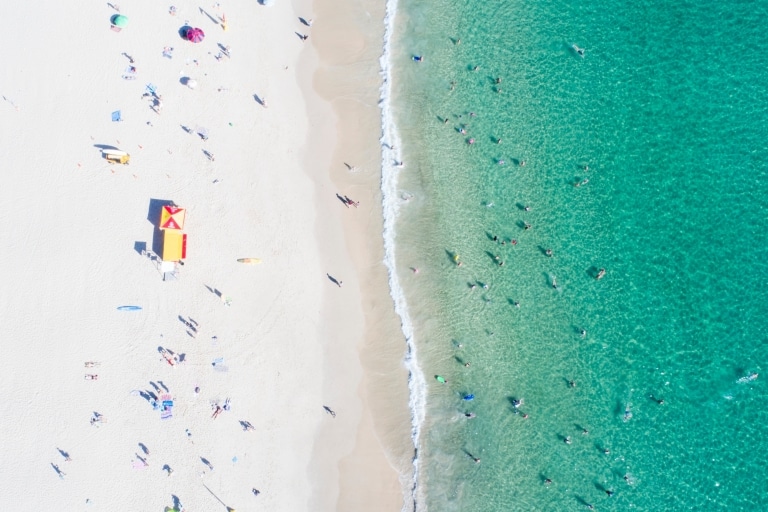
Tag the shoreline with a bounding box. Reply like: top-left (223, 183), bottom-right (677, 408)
top-left (297, 0), bottom-right (415, 508)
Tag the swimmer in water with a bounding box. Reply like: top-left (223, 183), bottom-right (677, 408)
top-left (564, 436), bottom-right (572, 445)
top-left (464, 412), bottom-right (476, 418)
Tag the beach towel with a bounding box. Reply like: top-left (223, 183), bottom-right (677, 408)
top-left (111, 110), bottom-right (122, 122)
top-left (160, 393), bottom-right (174, 419)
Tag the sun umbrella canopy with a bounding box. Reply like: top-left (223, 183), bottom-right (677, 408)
top-left (186, 27), bottom-right (205, 43)
top-left (160, 205), bottom-right (186, 230)
top-left (111, 14), bottom-right (129, 28)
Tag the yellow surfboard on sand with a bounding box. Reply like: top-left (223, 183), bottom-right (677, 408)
top-left (237, 258), bottom-right (262, 264)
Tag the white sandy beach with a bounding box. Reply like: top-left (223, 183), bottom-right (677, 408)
top-left (0, 1), bottom-right (409, 510)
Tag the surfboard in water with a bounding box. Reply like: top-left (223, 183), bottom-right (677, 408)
top-left (117, 306), bottom-right (142, 311)
top-left (237, 258), bottom-right (262, 264)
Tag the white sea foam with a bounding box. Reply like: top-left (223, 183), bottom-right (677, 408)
top-left (378, 0), bottom-right (427, 510)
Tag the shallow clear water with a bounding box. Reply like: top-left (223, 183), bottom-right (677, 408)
top-left (387, 0), bottom-right (768, 509)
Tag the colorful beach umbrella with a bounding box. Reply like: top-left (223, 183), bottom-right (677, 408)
top-left (186, 27), bottom-right (205, 43)
top-left (159, 205), bottom-right (186, 230)
top-left (111, 14), bottom-right (129, 28)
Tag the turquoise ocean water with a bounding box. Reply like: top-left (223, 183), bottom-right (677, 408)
top-left (381, 0), bottom-right (768, 509)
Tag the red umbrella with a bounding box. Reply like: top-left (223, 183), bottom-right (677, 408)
top-left (186, 27), bottom-right (205, 43)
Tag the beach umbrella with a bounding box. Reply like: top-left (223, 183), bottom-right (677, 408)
top-left (186, 27), bottom-right (205, 43)
top-left (159, 205), bottom-right (186, 230)
top-left (186, 79), bottom-right (198, 89)
top-left (111, 14), bottom-right (129, 28)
